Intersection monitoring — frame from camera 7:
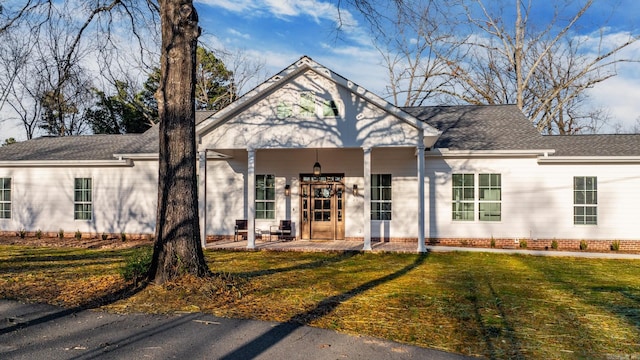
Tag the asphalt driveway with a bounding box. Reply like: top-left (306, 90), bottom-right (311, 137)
top-left (0, 300), bottom-right (476, 360)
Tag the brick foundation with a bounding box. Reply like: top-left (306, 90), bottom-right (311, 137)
top-left (3, 230), bottom-right (640, 252)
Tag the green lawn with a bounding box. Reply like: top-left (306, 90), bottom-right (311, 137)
top-left (1, 245), bottom-right (639, 359)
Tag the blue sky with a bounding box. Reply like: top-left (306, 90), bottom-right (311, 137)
top-left (1, 0), bottom-right (639, 140)
top-left (194, 0), bottom-right (640, 133)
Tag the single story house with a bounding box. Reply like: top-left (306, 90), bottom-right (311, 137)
top-left (1, 56), bottom-right (640, 252)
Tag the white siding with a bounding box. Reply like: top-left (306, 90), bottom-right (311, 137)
top-left (199, 70), bottom-right (420, 151)
top-left (0, 160), bottom-right (157, 235)
top-left (426, 157), bottom-right (640, 241)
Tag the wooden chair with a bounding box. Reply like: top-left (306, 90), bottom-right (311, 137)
top-left (270, 220), bottom-right (292, 241)
top-left (234, 219), bottom-right (248, 241)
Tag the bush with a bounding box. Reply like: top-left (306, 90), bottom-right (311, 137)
top-left (74, 230), bottom-right (82, 240)
top-left (580, 240), bottom-right (588, 251)
top-left (58, 229), bottom-right (64, 238)
top-left (490, 237), bottom-right (496, 248)
top-left (120, 247), bottom-right (152, 285)
top-left (611, 240), bottom-right (621, 251)
top-left (519, 239), bottom-right (527, 249)
top-left (551, 240), bottom-right (558, 250)
top-left (101, 233), bottom-right (108, 240)
top-left (36, 229), bottom-right (42, 239)
top-left (18, 229), bottom-right (26, 239)
top-left (120, 232), bottom-right (127, 242)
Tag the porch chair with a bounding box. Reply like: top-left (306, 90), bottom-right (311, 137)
top-left (234, 219), bottom-right (248, 241)
top-left (269, 220), bottom-right (292, 241)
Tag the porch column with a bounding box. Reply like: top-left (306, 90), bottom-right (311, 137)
top-left (198, 150), bottom-right (207, 248)
top-left (417, 131), bottom-right (426, 253)
top-left (363, 147), bottom-right (372, 251)
top-left (247, 148), bottom-right (256, 249)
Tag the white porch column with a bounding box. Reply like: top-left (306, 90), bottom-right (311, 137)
top-left (198, 150), bottom-right (207, 248)
top-left (417, 130), bottom-right (426, 253)
top-left (363, 147), bottom-right (372, 251)
top-left (247, 149), bottom-right (256, 249)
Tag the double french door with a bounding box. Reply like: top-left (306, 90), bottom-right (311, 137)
top-left (300, 174), bottom-right (344, 240)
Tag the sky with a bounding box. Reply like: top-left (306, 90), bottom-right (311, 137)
top-left (194, 0), bottom-right (640, 133)
top-left (1, 0), bottom-right (639, 141)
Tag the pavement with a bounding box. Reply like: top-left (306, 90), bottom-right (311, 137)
top-left (0, 300), bottom-right (475, 360)
top-left (207, 239), bottom-right (640, 259)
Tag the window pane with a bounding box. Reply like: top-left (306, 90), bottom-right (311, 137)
top-left (479, 203), bottom-right (501, 221)
top-left (370, 174), bottom-right (392, 220)
top-left (573, 177), bottom-right (597, 225)
top-left (323, 100), bottom-right (339, 117)
top-left (381, 188), bottom-right (392, 201)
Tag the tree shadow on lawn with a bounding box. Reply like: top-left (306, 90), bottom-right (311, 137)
top-left (226, 250), bottom-right (358, 279)
top-left (218, 252), bottom-right (429, 360)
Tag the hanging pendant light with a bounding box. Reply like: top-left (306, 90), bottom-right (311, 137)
top-left (313, 149), bottom-right (321, 176)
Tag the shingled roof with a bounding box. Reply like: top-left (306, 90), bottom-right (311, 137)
top-left (403, 104), bottom-right (547, 151)
top-left (541, 134), bottom-right (640, 156)
top-left (0, 133), bottom-right (142, 161)
top-left (2, 106), bottom-right (639, 161)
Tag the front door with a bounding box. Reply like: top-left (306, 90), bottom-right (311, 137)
top-left (300, 174), bottom-right (345, 240)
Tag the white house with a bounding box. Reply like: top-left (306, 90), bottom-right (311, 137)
top-left (1, 56), bottom-right (640, 252)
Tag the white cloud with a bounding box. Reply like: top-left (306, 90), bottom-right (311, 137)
top-left (197, 0), bottom-right (358, 27)
top-left (227, 29), bottom-right (251, 40)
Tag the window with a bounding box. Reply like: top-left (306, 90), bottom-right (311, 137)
top-left (276, 101), bottom-right (292, 119)
top-left (452, 174), bottom-right (474, 221)
top-left (255, 174), bottom-right (275, 219)
top-left (0, 178), bottom-right (10, 219)
top-left (479, 174), bottom-right (501, 221)
top-left (574, 176), bottom-right (597, 225)
top-left (452, 173), bottom-right (501, 221)
top-left (74, 178), bottom-right (92, 220)
top-left (371, 174), bottom-right (392, 220)
top-left (300, 92), bottom-right (315, 117)
top-left (322, 100), bottom-right (339, 117)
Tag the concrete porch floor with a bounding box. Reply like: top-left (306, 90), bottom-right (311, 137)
top-left (206, 239), bottom-right (419, 253)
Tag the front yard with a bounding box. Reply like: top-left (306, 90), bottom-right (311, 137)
top-left (1, 242), bottom-right (639, 358)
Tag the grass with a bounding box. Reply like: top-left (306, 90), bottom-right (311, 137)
top-left (1, 245), bottom-right (640, 358)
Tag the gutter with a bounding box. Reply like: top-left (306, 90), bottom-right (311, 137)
top-left (0, 159), bottom-right (133, 167)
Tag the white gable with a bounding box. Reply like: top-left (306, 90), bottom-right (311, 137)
top-left (196, 56), bottom-right (440, 150)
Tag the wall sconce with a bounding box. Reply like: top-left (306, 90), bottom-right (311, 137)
top-left (284, 184), bottom-right (291, 196)
top-left (353, 184), bottom-right (358, 196)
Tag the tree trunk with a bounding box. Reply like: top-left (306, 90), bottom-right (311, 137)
top-left (148, 0), bottom-right (209, 284)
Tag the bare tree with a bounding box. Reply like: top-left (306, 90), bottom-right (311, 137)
top-left (1, 0), bottom-right (208, 283)
top-left (360, 0), bottom-right (638, 134)
top-left (372, 0), bottom-right (463, 106)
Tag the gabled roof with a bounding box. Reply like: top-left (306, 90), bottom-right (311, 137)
top-left (403, 104), bottom-right (547, 151)
top-left (196, 55), bottom-right (441, 138)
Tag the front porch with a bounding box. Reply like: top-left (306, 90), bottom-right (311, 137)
top-left (206, 238), bottom-right (419, 253)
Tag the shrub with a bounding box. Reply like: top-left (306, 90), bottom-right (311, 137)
top-left (120, 247), bottom-right (152, 285)
top-left (36, 229), bottom-right (42, 239)
top-left (490, 237), bottom-right (496, 248)
top-left (74, 230), bottom-right (82, 240)
top-left (58, 229), bottom-right (64, 238)
top-left (580, 240), bottom-right (588, 251)
top-left (18, 229), bottom-right (26, 239)
top-left (120, 232), bottom-right (127, 242)
top-left (101, 233), bottom-right (108, 240)
top-left (611, 240), bottom-right (621, 251)
top-left (551, 240), bottom-right (558, 250)
top-left (519, 239), bottom-right (528, 249)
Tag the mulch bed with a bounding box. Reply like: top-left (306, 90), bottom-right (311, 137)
top-left (0, 236), bottom-right (152, 249)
